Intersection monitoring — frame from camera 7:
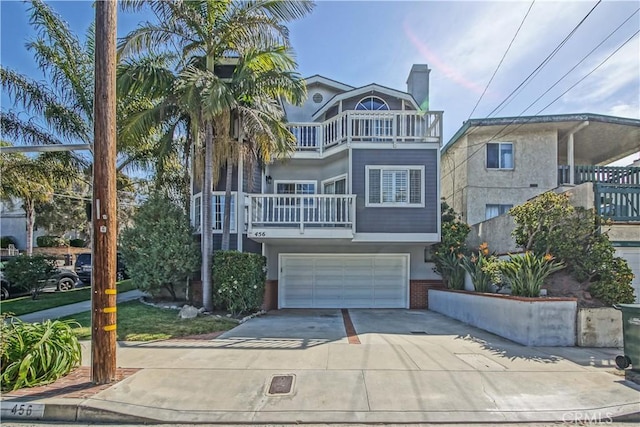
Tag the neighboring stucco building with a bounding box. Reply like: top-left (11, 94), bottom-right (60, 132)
top-left (443, 113), bottom-right (640, 301)
top-left (0, 200), bottom-right (46, 251)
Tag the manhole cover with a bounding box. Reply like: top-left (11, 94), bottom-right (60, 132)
top-left (267, 375), bottom-right (294, 395)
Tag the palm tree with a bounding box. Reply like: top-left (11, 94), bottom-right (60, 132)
top-left (119, 0), bottom-right (313, 311)
top-left (0, 147), bottom-right (79, 254)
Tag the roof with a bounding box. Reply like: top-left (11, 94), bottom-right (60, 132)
top-left (441, 113), bottom-right (640, 164)
top-left (304, 75), bottom-right (354, 92)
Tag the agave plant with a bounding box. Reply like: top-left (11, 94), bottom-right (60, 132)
top-left (501, 252), bottom-right (565, 297)
top-left (1, 316), bottom-right (82, 392)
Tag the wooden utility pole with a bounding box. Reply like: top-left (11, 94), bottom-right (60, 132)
top-left (92, 0), bottom-right (117, 385)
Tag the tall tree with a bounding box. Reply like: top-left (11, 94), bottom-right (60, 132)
top-left (0, 148), bottom-right (78, 254)
top-left (119, 0), bottom-right (314, 311)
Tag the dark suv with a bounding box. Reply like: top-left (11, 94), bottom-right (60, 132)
top-left (75, 252), bottom-right (129, 284)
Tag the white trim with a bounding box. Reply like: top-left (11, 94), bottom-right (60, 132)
top-left (278, 253), bottom-right (410, 309)
top-left (485, 141), bottom-right (515, 170)
top-left (248, 227), bottom-right (354, 241)
top-left (192, 192), bottom-right (202, 233)
top-left (351, 142), bottom-right (440, 150)
top-left (365, 165), bottom-right (425, 207)
top-left (211, 191), bottom-right (237, 234)
top-left (352, 233), bottom-right (439, 242)
top-left (312, 84), bottom-right (420, 120)
top-left (355, 95), bottom-right (390, 111)
top-left (304, 75), bottom-right (354, 92)
top-left (237, 156), bottom-right (244, 251)
top-left (321, 174), bottom-right (348, 194)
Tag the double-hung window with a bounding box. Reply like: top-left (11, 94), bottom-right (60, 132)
top-left (486, 142), bottom-right (514, 169)
top-left (193, 194), bottom-right (202, 231)
top-left (366, 166), bottom-right (424, 207)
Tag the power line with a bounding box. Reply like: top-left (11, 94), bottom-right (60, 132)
top-left (467, 0), bottom-right (536, 120)
top-left (487, 0), bottom-right (602, 118)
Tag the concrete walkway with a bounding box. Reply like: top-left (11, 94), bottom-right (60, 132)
top-left (2, 309), bottom-right (639, 424)
top-left (16, 289), bottom-right (145, 323)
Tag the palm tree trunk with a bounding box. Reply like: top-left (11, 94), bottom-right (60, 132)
top-left (221, 159), bottom-right (233, 250)
top-left (25, 200), bottom-right (35, 256)
top-left (201, 120), bottom-right (214, 312)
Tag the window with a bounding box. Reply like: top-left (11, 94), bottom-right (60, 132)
top-left (323, 175), bottom-right (347, 195)
top-left (486, 142), bottom-right (513, 169)
top-left (485, 204), bottom-right (513, 220)
top-left (366, 166), bottom-right (424, 207)
top-left (212, 193), bottom-right (236, 232)
top-left (275, 181), bottom-right (316, 195)
top-left (356, 96), bottom-right (389, 111)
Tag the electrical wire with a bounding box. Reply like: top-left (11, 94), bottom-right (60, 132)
top-left (467, 0), bottom-right (536, 120)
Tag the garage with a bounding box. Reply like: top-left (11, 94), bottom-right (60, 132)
top-left (279, 254), bottom-right (409, 308)
top-left (616, 247), bottom-right (640, 303)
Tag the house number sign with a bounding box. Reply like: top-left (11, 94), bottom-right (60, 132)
top-left (1, 402), bottom-right (45, 419)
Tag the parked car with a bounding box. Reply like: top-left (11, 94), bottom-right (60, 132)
top-left (75, 252), bottom-right (129, 284)
top-left (0, 258), bottom-right (81, 300)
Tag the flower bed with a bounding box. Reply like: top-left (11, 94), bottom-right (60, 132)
top-left (429, 289), bottom-right (577, 346)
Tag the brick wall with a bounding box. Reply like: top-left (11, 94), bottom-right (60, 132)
top-left (410, 280), bottom-right (445, 309)
top-left (262, 280), bottom-right (278, 311)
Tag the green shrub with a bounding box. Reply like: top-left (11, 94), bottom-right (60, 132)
top-left (1, 315), bottom-right (82, 391)
top-left (460, 243), bottom-right (503, 292)
top-left (589, 258), bottom-right (635, 305)
top-left (433, 202), bottom-right (470, 289)
top-left (0, 236), bottom-right (18, 249)
top-left (501, 252), bottom-right (565, 297)
top-left (2, 255), bottom-right (58, 299)
top-left (212, 250), bottom-right (266, 315)
top-left (120, 194), bottom-right (200, 301)
top-left (36, 235), bottom-right (67, 247)
top-left (69, 238), bottom-right (85, 248)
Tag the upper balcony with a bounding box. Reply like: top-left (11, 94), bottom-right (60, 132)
top-left (287, 110), bottom-right (442, 156)
top-left (558, 164), bottom-right (640, 186)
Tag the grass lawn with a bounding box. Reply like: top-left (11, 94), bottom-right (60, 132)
top-left (62, 300), bottom-right (238, 341)
top-left (1, 279), bottom-right (137, 316)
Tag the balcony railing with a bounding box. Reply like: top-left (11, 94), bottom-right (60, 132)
top-left (595, 183), bottom-right (640, 222)
top-left (288, 110), bottom-right (442, 153)
top-left (558, 165), bottom-right (640, 186)
top-left (248, 194), bottom-right (356, 233)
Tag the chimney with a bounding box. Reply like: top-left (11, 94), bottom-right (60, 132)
top-left (406, 64), bottom-right (431, 111)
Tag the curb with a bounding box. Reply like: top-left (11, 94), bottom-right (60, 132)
top-left (2, 401), bottom-right (154, 424)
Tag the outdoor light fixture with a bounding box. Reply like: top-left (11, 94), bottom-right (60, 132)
top-left (424, 246), bottom-right (434, 263)
top-left (266, 175), bottom-right (273, 184)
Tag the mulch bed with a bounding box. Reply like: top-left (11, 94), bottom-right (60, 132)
top-left (3, 366), bottom-right (140, 399)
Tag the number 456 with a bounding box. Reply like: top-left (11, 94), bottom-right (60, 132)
top-left (11, 404), bottom-right (33, 416)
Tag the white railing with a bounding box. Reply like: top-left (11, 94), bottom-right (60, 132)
top-left (287, 110), bottom-right (442, 153)
top-left (248, 194), bottom-right (356, 232)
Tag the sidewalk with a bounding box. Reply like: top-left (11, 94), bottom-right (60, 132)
top-left (16, 289), bottom-right (145, 323)
top-left (2, 308), bottom-right (639, 424)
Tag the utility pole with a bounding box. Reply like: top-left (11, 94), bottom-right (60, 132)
top-left (92, 0), bottom-right (117, 384)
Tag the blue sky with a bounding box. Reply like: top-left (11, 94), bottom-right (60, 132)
top-left (1, 0), bottom-right (639, 161)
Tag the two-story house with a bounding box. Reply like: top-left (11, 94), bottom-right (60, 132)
top-left (191, 64), bottom-right (443, 309)
top-left (441, 113), bottom-right (640, 300)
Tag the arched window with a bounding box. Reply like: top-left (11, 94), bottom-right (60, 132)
top-left (356, 96), bottom-right (389, 111)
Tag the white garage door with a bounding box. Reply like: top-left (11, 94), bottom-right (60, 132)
top-left (279, 254), bottom-right (408, 308)
top-left (616, 247), bottom-right (640, 303)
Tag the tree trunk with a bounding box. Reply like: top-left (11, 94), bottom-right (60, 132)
top-left (221, 159), bottom-right (233, 250)
top-left (201, 120), bottom-right (214, 312)
top-left (25, 200), bottom-right (35, 256)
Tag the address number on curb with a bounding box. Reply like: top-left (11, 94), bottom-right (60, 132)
top-left (1, 402), bottom-right (45, 419)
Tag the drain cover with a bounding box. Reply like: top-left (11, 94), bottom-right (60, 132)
top-left (268, 375), bottom-right (294, 395)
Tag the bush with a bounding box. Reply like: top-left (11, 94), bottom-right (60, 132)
top-left (433, 202), bottom-right (470, 289)
top-left (1, 315), bottom-right (82, 391)
top-left (460, 243), bottom-right (503, 292)
top-left (212, 250), bottom-right (266, 315)
top-left (0, 236), bottom-right (18, 249)
top-left (119, 194), bottom-right (200, 301)
top-left (501, 252), bottom-right (565, 297)
top-left (69, 238), bottom-right (85, 248)
top-left (2, 255), bottom-right (58, 299)
top-left (36, 235), bottom-right (67, 247)
top-left (589, 258), bottom-right (635, 305)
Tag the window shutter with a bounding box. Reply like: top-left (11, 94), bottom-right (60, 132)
top-left (410, 169), bottom-right (422, 204)
top-left (368, 168), bottom-right (381, 204)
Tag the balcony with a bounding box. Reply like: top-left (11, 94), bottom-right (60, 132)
top-left (595, 183), bottom-right (640, 222)
top-left (287, 110), bottom-right (442, 154)
top-left (558, 165), bottom-right (640, 186)
top-left (247, 194), bottom-right (356, 240)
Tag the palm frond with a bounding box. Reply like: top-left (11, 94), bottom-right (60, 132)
top-left (1, 112), bottom-right (67, 146)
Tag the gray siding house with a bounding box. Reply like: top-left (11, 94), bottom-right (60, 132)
top-left (191, 65), bottom-right (443, 309)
